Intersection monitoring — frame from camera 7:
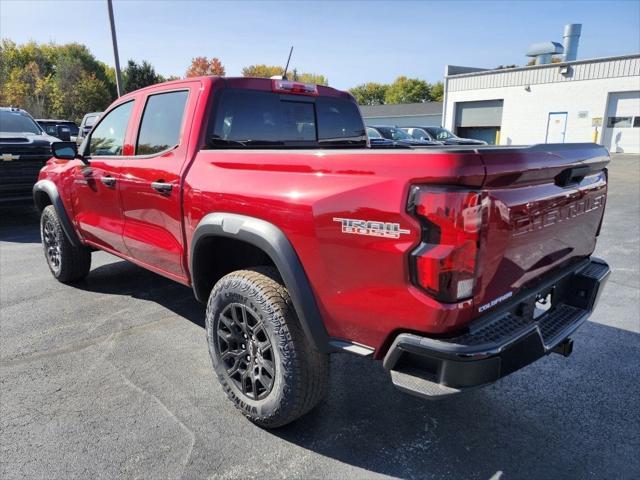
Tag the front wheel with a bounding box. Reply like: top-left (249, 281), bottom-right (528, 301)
top-left (206, 267), bottom-right (329, 428)
top-left (40, 205), bottom-right (91, 283)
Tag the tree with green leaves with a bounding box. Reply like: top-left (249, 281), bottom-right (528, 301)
top-left (293, 71), bottom-right (328, 86)
top-left (348, 82), bottom-right (388, 105)
top-left (384, 76), bottom-right (432, 104)
top-left (241, 64), bottom-right (284, 78)
top-left (0, 40), bottom-right (115, 122)
top-left (430, 81), bottom-right (444, 102)
top-left (123, 59), bottom-right (164, 93)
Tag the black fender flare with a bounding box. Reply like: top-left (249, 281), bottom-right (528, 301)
top-left (190, 213), bottom-right (332, 353)
top-left (33, 179), bottom-right (80, 246)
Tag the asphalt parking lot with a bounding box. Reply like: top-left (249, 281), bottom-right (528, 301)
top-left (1, 154), bottom-right (639, 480)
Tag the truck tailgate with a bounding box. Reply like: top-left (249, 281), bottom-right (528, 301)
top-left (474, 144), bottom-right (609, 314)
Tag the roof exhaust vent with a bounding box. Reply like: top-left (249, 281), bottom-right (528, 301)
top-left (562, 23), bottom-right (582, 62)
top-left (526, 42), bottom-right (564, 65)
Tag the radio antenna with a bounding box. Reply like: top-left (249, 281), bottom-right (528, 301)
top-left (282, 46), bottom-right (293, 80)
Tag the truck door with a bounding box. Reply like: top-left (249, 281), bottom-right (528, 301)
top-left (117, 87), bottom-right (195, 281)
top-left (71, 100), bottom-right (135, 253)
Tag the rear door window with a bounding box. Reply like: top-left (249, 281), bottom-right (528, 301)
top-left (208, 89), bottom-right (366, 148)
top-left (136, 90), bottom-right (189, 155)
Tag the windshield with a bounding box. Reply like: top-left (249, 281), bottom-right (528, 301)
top-left (366, 127), bottom-right (382, 139)
top-left (426, 127), bottom-right (456, 140)
top-left (378, 127), bottom-right (412, 141)
top-left (85, 115), bottom-right (99, 127)
top-left (0, 111), bottom-right (42, 135)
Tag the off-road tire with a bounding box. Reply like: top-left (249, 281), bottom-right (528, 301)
top-left (40, 205), bottom-right (91, 283)
top-left (206, 267), bottom-right (329, 428)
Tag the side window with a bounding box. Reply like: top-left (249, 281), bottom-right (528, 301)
top-left (413, 129), bottom-right (428, 140)
top-left (366, 127), bottom-right (382, 139)
top-left (89, 101), bottom-right (134, 156)
top-left (607, 117), bottom-right (632, 128)
top-left (136, 90), bottom-right (189, 155)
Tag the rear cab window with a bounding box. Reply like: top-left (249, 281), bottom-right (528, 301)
top-left (206, 88), bottom-right (366, 149)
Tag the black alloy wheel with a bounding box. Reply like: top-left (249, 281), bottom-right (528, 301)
top-left (42, 216), bottom-right (62, 274)
top-left (216, 303), bottom-right (275, 400)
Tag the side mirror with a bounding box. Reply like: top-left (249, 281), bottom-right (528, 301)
top-left (51, 141), bottom-right (79, 160)
top-left (56, 125), bottom-right (71, 142)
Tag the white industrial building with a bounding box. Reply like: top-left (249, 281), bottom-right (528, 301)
top-left (443, 54), bottom-right (640, 152)
top-left (443, 24), bottom-right (639, 152)
top-left (360, 102), bottom-right (442, 127)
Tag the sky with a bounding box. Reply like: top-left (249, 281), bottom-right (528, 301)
top-left (1, 0), bottom-right (639, 90)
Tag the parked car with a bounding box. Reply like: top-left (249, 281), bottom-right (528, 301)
top-left (76, 111), bottom-right (101, 145)
top-left (366, 126), bottom-right (410, 148)
top-left (402, 126), bottom-right (487, 145)
top-left (36, 119), bottom-right (79, 142)
top-left (35, 77), bottom-right (610, 428)
top-left (0, 107), bottom-right (59, 204)
top-left (369, 125), bottom-right (441, 147)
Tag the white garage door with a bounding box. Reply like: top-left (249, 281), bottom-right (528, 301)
top-left (603, 91), bottom-right (640, 154)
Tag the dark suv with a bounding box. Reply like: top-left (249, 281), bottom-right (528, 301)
top-left (0, 107), bottom-right (59, 204)
top-left (36, 119), bottom-right (79, 142)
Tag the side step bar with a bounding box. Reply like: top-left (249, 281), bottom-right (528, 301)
top-left (390, 368), bottom-right (462, 399)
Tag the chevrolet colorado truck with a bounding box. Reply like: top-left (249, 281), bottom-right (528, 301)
top-left (34, 77), bottom-right (610, 428)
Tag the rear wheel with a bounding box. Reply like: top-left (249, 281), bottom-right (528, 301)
top-left (206, 267), bottom-right (329, 428)
top-left (40, 205), bottom-right (91, 283)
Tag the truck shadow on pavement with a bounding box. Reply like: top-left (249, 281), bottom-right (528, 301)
top-left (0, 206), bottom-right (41, 243)
top-left (273, 318), bottom-right (640, 479)
top-left (75, 259), bottom-right (639, 480)
top-left (77, 259), bottom-right (206, 328)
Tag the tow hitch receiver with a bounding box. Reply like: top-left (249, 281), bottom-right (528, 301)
top-left (551, 338), bottom-right (574, 357)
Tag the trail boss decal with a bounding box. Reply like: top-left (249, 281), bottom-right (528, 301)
top-left (333, 217), bottom-right (411, 239)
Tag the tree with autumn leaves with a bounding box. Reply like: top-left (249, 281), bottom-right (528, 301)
top-left (185, 56), bottom-right (226, 77)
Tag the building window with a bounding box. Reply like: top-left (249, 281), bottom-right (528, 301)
top-left (607, 117), bottom-right (632, 128)
top-left (633, 117), bottom-right (640, 128)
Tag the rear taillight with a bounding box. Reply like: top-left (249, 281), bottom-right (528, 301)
top-left (272, 79), bottom-right (318, 96)
top-left (409, 186), bottom-right (483, 303)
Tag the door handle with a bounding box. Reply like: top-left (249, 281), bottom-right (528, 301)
top-left (151, 181), bottom-right (173, 194)
top-left (100, 176), bottom-right (116, 187)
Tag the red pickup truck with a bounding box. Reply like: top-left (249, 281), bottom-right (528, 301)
top-left (34, 77), bottom-right (610, 428)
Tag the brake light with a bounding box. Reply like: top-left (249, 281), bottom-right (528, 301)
top-left (409, 187), bottom-right (484, 302)
top-left (272, 79), bottom-right (318, 96)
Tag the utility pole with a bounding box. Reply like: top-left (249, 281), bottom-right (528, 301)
top-left (107, 0), bottom-right (123, 97)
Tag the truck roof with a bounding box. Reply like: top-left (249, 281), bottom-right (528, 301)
top-left (117, 76), bottom-right (352, 100)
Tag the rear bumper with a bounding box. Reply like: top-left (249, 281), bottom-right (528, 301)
top-left (383, 257), bottom-right (610, 399)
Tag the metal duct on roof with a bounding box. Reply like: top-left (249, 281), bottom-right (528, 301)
top-left (563, 24), bottom-right (582, 62)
